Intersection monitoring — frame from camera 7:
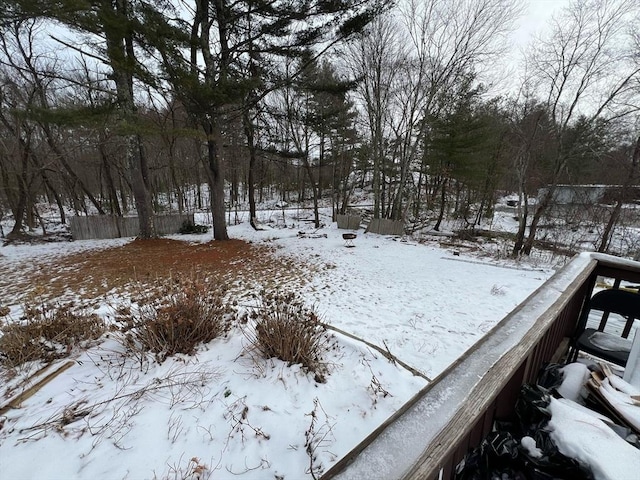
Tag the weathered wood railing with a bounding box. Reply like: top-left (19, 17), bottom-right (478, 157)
top-left (322, 253), bottom-right (640, 480)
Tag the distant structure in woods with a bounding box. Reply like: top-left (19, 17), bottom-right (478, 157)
top-left (538, 185), bottom-right (640, 205)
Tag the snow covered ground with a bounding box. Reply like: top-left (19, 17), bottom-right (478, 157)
top-left (234, 214), bottom-right (553, 380)
top-left (0, 206), bottom-right (638, 479)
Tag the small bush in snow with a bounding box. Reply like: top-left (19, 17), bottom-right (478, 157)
top-left (0, 302), bottom-right (104, 367)
top-left (245, 291), bottom-right (329, 382)
top-left (178, 220), bottom-right (209, 234)
top-left (120, 276), bottom-right (232, 362)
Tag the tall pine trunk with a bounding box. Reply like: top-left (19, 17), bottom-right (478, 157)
top-left (105, 0), bottom-right (155, 238)
top-left (205, 123), bottom-right (229, 241)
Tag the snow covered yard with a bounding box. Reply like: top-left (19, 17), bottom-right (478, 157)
top-left (0, 216), bottom-right (560, 479)
top-left (236, 219), bottom-right (553, 380)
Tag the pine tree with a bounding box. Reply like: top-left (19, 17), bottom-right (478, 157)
top-left (141, 0), bottom-right (382, 238)
top-left (3, 0), bottom-right (158, 238)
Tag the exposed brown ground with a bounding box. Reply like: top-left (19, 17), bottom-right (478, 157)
top-left (2, 238), bottom-right (314, 305)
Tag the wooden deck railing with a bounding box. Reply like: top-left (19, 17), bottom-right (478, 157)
top-left (321, 253), bottom-right (640, 480)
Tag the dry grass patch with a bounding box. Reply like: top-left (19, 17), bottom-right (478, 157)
top-left (119, 275), bottom-right (234, 363)
top-left (2, 238), bottom-right (316, 306)
top-left (245, 291), bottom-right (330, 383)
top-left (0, 302), bottom-right (104, 368)
top-left (1, 239), bottom-right (320, 370)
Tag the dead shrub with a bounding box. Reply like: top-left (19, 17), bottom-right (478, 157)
top-left (245, 291), bottom-right (329, 382)
top-left (0, 302), bottom-right (104, 368)
top-left (119, 276), bottom-right (233, 362)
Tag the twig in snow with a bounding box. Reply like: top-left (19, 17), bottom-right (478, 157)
top-left (304, 397), bottom-right (335, 480)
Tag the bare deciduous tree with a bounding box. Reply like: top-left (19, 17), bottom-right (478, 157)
top-left (346, 13), bottom-right (405, 219)
top-left (515, 0), bottom-right (640, 255)
top-left (598, 135), bottom-right (640, 252)
top-left (345, 0), bottom-right (522, 222)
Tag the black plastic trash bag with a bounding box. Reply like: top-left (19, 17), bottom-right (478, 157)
top-left (515, 384), bottom-right (553, 435)
top-left (522, 428), bottom-right (592, 480)
top-left (455, 430), bottom-right (527, 480)
top-left (536, 363), bottom-right (565, 392)
top-left (515, 385), bottom-right (592, 479)
top-left (455, 385), bottom-right (593, 480)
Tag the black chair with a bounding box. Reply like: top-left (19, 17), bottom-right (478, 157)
top-left (567, 288), bottom-right (640, 366)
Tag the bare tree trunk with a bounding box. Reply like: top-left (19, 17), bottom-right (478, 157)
top-left (301, 150), bottom-right (321, 228)
top-left (163, 110), bottom-right (184, 214)
top-left (391, 153), bottom-right (410, 221)
top-left (512, 147), bottom-right (532, 257)
top-left (598, 136), bottom-right (640, 252)
top-left (205, 123), bottom-right (229, 241)
top-left (32, 152), bottom-right (66, 224)
top-left (433, 177), bottom-right (447, 231)
top-left (99, 142), bottom-right (122, 216)
top-left (0, 105), bottom-right (36, 238)
top-left (0, 154), bottom-right (16, 216)
top-left (9, 148), bottom-right (29, 237)
top-left (338, 148), bottom-right (353, 215)
top-left (512, 192), bottom-right (529, 257)
top-left (243, 109), bottom-right (259, 230)
top-left (523, 188), bottom-right (554, 255)
top-left (105, 0), bottom-right (155, 238)
top-left (168, 152), bottom-right (184, 214)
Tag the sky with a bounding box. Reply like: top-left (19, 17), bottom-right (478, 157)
top-left (514, 0), bottom-right (571, 45)
top-left (492, 0), bottom-right (572, 95)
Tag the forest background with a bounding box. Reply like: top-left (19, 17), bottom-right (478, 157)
top-left (0, 0), bottom-right (639, 258)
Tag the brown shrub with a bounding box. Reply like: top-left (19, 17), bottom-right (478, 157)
top-left (245, 291), bottom-right (329, 382)
top-left (120, 276), bottom-right (233, 362)
top-left (0, 302), bottom-right (104, 368)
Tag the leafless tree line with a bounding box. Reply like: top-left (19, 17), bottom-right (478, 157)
top-left (0, 0), bottom-right (638, 256)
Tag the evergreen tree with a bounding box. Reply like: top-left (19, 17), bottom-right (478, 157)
top-left (283, 55), bottom-right (359, 226)
top-left (426, 76), bottom-right (495, 230)
top-left (139, 0), bottom-right (383, 238)
top-left (2, 0), bottom-right (158, 238)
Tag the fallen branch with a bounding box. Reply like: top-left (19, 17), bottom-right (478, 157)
top-left (321, 324), bottom-right (431, 382)
top-left (0, 361), bottom-right (75, 415)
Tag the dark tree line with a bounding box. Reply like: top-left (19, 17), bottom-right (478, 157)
top-left (0, 0), bottom-right (638, 256)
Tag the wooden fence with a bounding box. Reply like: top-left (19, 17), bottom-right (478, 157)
top-left (336, 215), bottom-right (404, 235)
top-left (69, 214), bottom-right (194, 240)
top-left (365, 218), bottom-right (405, 236)
top-left (336, 215), bottom-right (362, 230)
top-left (321, 253), bottom-right (640, 480)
